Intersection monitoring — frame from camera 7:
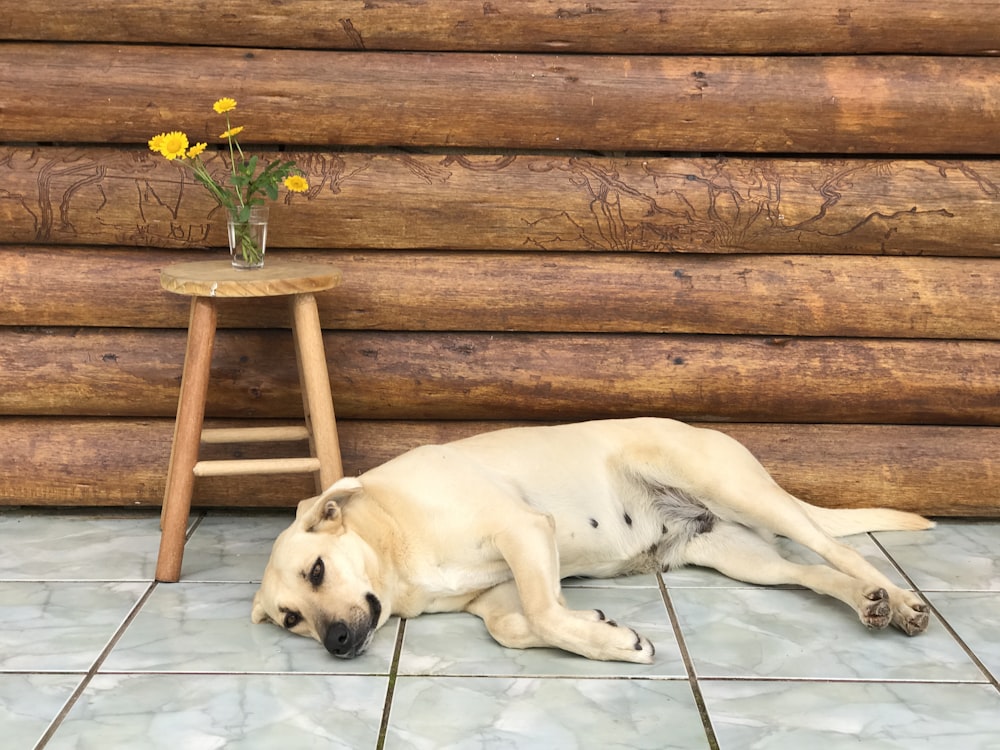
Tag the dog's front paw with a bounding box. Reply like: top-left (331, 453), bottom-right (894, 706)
top-left (627, 628), bottom-right (656, 664)
top-left (590, 620), bottom-right (655, 663)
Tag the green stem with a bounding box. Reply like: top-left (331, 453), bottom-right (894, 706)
top-left (225, 113), bottom-right (244, 208)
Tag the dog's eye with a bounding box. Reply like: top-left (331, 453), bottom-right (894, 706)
top-left (309, 558), bottom-right (325, 587)
top-left (283, 611), bottom-right (302, 629)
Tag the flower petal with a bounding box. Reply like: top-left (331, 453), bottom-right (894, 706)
top-left (283, 175), bottom-right (310, 193)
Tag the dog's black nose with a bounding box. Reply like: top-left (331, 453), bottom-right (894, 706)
top-left (323, 622), bottom-right (353, 656)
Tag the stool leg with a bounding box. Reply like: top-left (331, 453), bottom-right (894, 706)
top-left (156, 296), bottom-right (217, 582)
top-left (290, 292), bottom-right (343, 491)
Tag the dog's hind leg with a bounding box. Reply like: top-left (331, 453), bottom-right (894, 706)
top-left (659, 427), bottom-right (929, 634)
top-left (680, 522), bottom-right (928, 633)
top-left (481, 508), bottom-right (655, 663)
top-left (718, 486), bottom-right (929, 635)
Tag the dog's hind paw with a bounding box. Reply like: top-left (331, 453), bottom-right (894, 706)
top-left (892, 597), bottom-right (930, 636)
top-left (859, 587), bottom-right (891, 630)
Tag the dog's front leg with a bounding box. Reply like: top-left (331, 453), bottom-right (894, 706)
top-left (468, 580), bottom-right (611, 650)
top-left (484, 509), bottom-right (655, 663)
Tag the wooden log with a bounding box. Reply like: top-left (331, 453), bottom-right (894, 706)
top-left (0, 417), bottom-right (995, 517)
top-left (2, 247), bottom-right (999, 340)
top-left (1, 329), bottom-right (997, 424)
top-left (3, 148), bottom-right (999, 255)
top-left (3, 1), bottom-right (998, 55)
top-left (3, 45), bottom-right (1000, 153)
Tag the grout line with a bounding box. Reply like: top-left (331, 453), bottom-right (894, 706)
top-left (34, 580), bottom-right (159, 749)
top-left (658, 574), bottom-right (721, 750)
top-left (691, 675), bottom-right (995, 685)
top-left (186, 511), bottom-right (207, 540)
top-left (376, 618), bottom-right (407, 750)
top-left (910, 602), bottom-right (1000, 692)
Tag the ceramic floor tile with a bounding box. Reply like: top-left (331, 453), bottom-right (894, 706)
top-left (3, 509), bottom-right (1000, 750)
top-left (385, 677), bottom-right (710, 750)
top-left (0, 511), bottom-right (163, 581)
top-left (874, 521), bottom-right (1000, 591)
top-left (0, 673), bottom-right (83, 750)
top-left (701, 680), bottom-right (1000, 750)
top-left (670, 587), bottom-right (984, 681)
top-left (926, 591), bottom-right (1000, 681)
top-left (663, 532), bottom-right (907, 588)
top-left (0, 581), bottom-right (149, 671)
top-left (101, 581), bottom-right (399, 674)
top-left (46, 673), bottom-right (388, 750)
top-left (180, 512), bottom-right (295, 582)
top-left (398, 586), bottom-right (686, 678)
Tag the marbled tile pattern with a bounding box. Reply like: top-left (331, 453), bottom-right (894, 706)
top-left (1, 510), bottom-right (998, 749)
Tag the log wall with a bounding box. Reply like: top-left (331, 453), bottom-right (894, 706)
top-left (1, 1), bottom-right (998, 516)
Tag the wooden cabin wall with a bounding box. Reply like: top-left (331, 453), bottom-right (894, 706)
top-left (0, 1), bottom-right (998, 516)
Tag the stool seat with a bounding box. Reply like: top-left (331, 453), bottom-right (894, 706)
top-left (160, 260), bottom-right (341, 298)
top-left (155, 259), bottom-right (344, 582)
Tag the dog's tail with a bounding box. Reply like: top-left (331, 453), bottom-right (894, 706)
top-left (795, 500), bottom-right (935, 537)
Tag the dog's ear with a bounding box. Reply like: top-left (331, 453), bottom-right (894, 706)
top-left (250, 589), bottom-right (268, 624)
top-left (295, 476), bottom-right (364, 533)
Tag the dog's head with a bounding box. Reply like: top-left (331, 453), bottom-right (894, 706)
top-left (251, 477), bottom-right (385, 658)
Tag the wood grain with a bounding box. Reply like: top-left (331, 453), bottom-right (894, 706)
top-left (1, 417), bottom-right (995, 516)
top-left (159, 260), bottom-right (341, 298)
top-left (3, 4), bottom-right (999, 519)
top-left (2, 247), bottom-right (998, 340)
top-left (3, 148), bottom-right (999, 255)
top-left (3, 45), bottom-right (1000, 152)
top-left (1, 329), bottom-right (996, 424)
top-left (3, 1), bottom-right (998, 54)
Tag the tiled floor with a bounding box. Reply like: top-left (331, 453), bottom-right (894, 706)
top-left (2, 509), bottom-right (998, 749)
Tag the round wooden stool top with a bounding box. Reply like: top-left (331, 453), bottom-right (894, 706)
top-left (160, 259), bottom-right (342, 298)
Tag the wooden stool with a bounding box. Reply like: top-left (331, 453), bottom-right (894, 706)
top-left (155, 260), bottom-right (344, 582)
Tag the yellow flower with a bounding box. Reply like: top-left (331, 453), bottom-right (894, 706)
top-left (150, 97), bottom-right (305, 216)
top-left (283, 175), bottom-right (309, 193)
top-left (147, 133), bottom-right (166, 152)
top-left (157, 131), bottom-right (189, 160)
top-left (213, 97), bottom-right (237, 114)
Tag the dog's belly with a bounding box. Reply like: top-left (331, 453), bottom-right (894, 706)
top-left (445, 418), bottom-right (718, 581)
top-left (537, 482), bottom-right (715, 580)
top-left (552, 509), bottom-right (667, 579)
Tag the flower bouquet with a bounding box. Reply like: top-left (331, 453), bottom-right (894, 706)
top-left (149, 97), bottom-right (309, 268)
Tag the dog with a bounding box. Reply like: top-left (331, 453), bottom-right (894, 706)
top-left (251, 418), bottom-right (933, 663)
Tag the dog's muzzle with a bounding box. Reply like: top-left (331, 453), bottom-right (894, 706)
top-left (323, 593), bottom-right (382, 658)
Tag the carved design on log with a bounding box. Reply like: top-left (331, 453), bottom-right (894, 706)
top-left (3, 147), bottom-right (998, 255)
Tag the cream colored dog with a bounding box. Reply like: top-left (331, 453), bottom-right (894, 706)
top-left (252, 418), bottom-right (933, 663)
